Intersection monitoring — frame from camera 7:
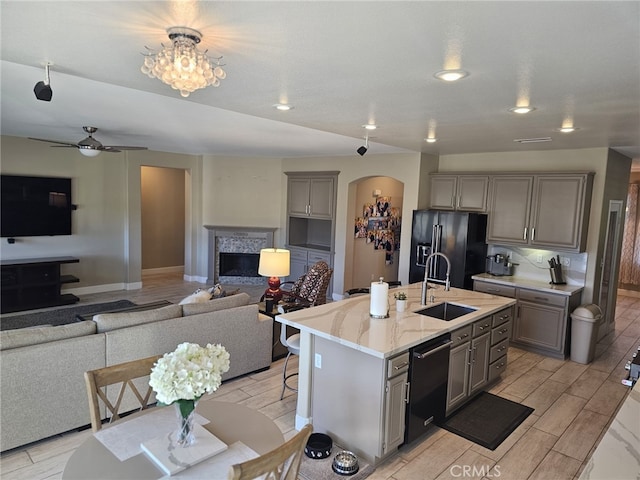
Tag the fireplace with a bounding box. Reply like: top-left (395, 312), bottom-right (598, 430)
top-left (219, 253), bottom-right (260, 278)
top-left (205, 226), bottom-right (277, 285)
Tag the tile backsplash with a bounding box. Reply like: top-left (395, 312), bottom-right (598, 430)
top-left (486, 245), bottom-right (587, 287)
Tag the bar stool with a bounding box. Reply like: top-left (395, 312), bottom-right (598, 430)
top-left (280, 325), bottom-right (300, 400)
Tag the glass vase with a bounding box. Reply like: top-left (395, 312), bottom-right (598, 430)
top-left (174, 399), bottom-right (198, 447)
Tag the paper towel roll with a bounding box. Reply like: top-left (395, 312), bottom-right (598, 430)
top-left (370, 279), bottom-right (389, 318)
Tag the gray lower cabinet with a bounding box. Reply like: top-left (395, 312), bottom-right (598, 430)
top-left (474, 280), bottom-right (581, 359)
top-left (384, 352), bottom-right (410, 454)
top-left (446, 320), bottom-right (491, 415)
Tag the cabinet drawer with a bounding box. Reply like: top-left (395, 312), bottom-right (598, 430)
top-left (488, 355), bottom-right (508, 383)
top-left (492, 307), bottom-right (513, 327)
top-left (289, 248), bottom-right (308, 261)
top-left (490, 339), bottom-right (509, 363)
top-left (518, 289), bottom-right (566, 308)
top-left (451, 325), bottom-right (472, 347)
top-left (472, 318), bottom-right (492, 337)
top-left (474, 281), bottom-right (516, 298)
top-left (491, 321), bottom-right (511, 345)
top-left (387, 352), bottom-right (410, 378)
top-left (308, 251), bottom-right (331, 264)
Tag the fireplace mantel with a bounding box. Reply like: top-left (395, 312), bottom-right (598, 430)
top-left (205, 226), bottom-right (277, 284)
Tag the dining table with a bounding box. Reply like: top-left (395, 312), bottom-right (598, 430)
top-left (62, 400), bottom-right (285, 479)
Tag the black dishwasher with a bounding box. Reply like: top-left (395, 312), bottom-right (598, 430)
top-left (404, 333), bottom-right (452, 444)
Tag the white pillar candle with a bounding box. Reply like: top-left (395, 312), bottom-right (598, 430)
top-left (370, 278), bottom-right (389, 318)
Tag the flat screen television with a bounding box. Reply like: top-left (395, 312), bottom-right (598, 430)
top-left (1, 174), bottom-right (73, 237)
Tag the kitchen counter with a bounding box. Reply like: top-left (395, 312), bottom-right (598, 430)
top-left (579, 380), bottom-right (640, 479)
top-left (472, 273), bottom-right (584, 296)
top-left (276, 282), bottom-right (516, 359)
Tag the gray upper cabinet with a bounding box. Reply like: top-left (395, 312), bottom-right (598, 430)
top-left (287, 173), bottom-right (336, 220)
top-left (430, 174), bottom-right (489, 212)
top-left (486, 173), bottom-right (593, 252)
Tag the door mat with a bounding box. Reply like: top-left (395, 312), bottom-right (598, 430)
top-left (438, 392), bottom-right (534, 450)
top-left (299, 446), bottom-right (374, 480)
top-left (1, 300), bottom-right (137, 330)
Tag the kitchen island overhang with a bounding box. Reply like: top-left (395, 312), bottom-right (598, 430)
top-left (275, 282), bottom-right (516, 465)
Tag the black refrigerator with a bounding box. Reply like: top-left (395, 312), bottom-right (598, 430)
top-left (409, 210), bottom-right (488, 289)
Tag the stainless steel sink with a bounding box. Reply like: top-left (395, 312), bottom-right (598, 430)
top-left (415, 302), bottom-right (477, 321)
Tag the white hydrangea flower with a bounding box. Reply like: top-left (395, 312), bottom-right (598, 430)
top-left (149, 342), bottom-right (230, 405)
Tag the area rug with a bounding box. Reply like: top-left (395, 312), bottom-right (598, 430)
top-left (299, 446), bottom-right (374, 480)
top-left (438, 392), bottom-right (534, 450)
top-left (0, 300), bottom-right (137, 330)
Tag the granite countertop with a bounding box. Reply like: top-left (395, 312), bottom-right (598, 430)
top-left (472, 273), bottom-right (584, 296)
top-left (276, 282), bottom-right (516, 359)
top-left (578, 380), bottom-right (640, 479)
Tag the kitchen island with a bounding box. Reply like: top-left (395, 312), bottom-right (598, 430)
top-left (276, 282), bottom-right (516, 465)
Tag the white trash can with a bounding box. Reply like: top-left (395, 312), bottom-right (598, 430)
top-left (570, 304), bottom-right (602, 364)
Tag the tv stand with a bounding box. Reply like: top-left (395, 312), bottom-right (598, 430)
top-left (1, 257), bottom-right (80, 313)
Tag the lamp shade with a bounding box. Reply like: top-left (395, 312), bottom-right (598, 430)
top-left (258, 248), bottom-right (290, 277)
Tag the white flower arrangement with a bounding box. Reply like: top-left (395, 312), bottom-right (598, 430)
top-left (149, 342), bottom-right (230, 405)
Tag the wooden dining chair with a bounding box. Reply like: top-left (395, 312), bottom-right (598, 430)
top-left (229, 423), bottom-right (313, 480)
top-left (84, 354), bottom-right (162, 432)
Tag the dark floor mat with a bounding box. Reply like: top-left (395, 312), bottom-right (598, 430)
top-left (438, 392), bottom-right (534, 450)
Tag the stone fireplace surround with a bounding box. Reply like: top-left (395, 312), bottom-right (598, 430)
top-left (205, 226), bottom-right (276, 285)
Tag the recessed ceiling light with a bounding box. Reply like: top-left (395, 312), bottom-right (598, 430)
top-left (425, 137), bottom-right (437, 143)
top-left (433, 70), bottom-right (469, 82)
top-left (513, 137), bottom-right (552, 144)
top-left (557, 127), bottom-right (579, 133)
top-left (509, 106), bottom-right (536, 114)
top-left (362, 124), bottom-right (378, 130)
top-left (273, 103), bottom-right (293, 111)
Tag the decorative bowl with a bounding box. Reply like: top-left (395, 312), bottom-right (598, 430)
top-left (332, 450), bottom-right (359, 476)
top-left (304, 432), bottom-right (333, 459)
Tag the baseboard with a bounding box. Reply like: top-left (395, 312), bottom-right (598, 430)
top-left (63, 282), bottom-right (142, 295)
top-left (185, 274), bottom-right (208, 283)
top-left (142, 266), bottom-right (184, 275)
top-left (618, 288), bottom-right (640, 299)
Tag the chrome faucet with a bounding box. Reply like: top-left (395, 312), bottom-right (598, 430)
top-left (421, 252), bottom-right (451, 305)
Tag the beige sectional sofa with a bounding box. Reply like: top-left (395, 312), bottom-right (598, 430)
top-left (0, 292), bottom-right (272, 452)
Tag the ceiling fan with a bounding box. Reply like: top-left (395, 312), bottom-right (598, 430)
top-left (29, 126), bottom-right (148, 157)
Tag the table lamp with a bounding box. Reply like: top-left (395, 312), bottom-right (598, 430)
top-left (258, 248), bottom-right (290, 303)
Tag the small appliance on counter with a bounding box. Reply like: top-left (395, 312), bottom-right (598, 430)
top-left (486, 253), bottom-right (514, 276)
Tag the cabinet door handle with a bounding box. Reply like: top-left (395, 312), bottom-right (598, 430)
top-left (404, 382), bottom-right (411, 404)
top-left (498, 328), bottom-right (509, 335)
top-left (471, 346), bottom-right (477, 363)
top-left (531, 227), bottom-right (535, 241)
top-left (456, 333), bottom-right (469, 341)
top-left (394, 362), bottom-right (409, 371)
top-left (523, 227), bottom-right (528, 241)
top-left (478, 323), bottom-right (490, 330)
top-left (495, 361), bottom-right (505, 370)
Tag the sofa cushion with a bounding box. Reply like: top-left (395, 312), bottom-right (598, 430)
top-left (182, 292), bottom-right (250, 316)
top-left (93, 304), bottom-right (183, 333)
top-left (0, 320), bottom-right (97, 350)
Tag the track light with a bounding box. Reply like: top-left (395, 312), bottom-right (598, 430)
top-left (34, 63), bottom-right (53, 101)
top-left (357, 136), bottom-right (369, 156)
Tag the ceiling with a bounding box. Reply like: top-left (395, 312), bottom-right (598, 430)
top-left (1, 1), bottom-right (639, 163)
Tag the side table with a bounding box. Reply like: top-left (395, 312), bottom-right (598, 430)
top-left (258, 302), bottom-right (299, 361)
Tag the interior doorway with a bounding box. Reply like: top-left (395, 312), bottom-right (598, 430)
top-left (346, 176), bottom-right (404, 292)
top-left (597, 200), bottom-right (624, 340)
top-left (140, 166), bottom-right (187, 276)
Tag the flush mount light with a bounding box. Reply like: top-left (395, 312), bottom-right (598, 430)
top-left (273, 103), bottom-right (294, 111)
top-left (433, 69), bottom-right (469, 82)
top-left (557, 127), bottom-right (579, 133)
top-left (362, 124), bottom-right (378, 130)
top-left (509, 106), bottom-right (536, 114)
top-left (141, 26), bottom-right (226, 98)
top-left (425, 137), bottom-right (437, 143)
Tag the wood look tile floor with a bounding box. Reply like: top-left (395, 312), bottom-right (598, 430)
top-left (1, 273), bottom-right (638, 480)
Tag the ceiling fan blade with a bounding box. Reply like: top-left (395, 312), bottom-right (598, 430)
top-left (29, 137), bottom-right (77, 147)
top-left (50, 145), bottom-right (78, 148)
top-left (103, 146), bottom-right (148, 151)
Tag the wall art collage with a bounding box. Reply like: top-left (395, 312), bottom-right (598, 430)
top-left (354, 196), bottom-right (402, 264)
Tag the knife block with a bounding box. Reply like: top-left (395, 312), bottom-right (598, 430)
top-left (549, 265), bottom-right (566, 285)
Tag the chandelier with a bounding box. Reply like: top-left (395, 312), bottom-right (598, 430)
top-left (141, 27), bottom-right (226, 98)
